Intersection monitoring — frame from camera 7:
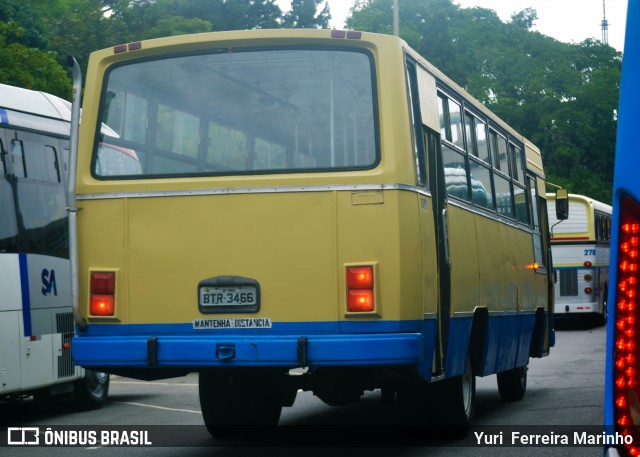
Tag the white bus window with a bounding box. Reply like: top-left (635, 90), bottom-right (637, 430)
top-left (514, 184), bottom-right (530, 225)
top-left (489, 130), bottom-right (509, 175)
top-left (0, 178), bottom-right (18, 252)
top-left (157, 105), bottom-right (199, 159)
top-left (254, 138), bottom-right (286, 170)
top-left (475, 119), bottom-right (490, 164)
top-left (464, 112), bottom-right (475, 156)
top-left (443, 143), bottom-right (469, 201)
top-left (10, 140), bottom-right (25, 178)
top-left (207, 121), bottom-right (247, 171)
top-left (511, 144), bottom-right (526, 185)
top-left (120, 92), bottom-right (147, 144)
top-left (448, 99), bottom-right (464, 150)
top-left (529, 176), bottom-right (544, 269)
top-left (437, 94), bottom-right (447, 139)
top-left (495, 174), bottom-right (513, 218)
top-left (23, 142), bottom-right (61, 183)
top-left (95, 143), bottom-right (142, 176)
top-left (0, 139), bottom-right (5, 175)
top-left (469, 159), bottom-right (494, 210)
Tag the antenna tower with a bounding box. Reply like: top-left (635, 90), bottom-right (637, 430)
top-left (601, 0), bottom-right (609, 45)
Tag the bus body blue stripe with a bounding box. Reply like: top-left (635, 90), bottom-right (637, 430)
top-left (72, 313), bottom-right (536, 379)
top-left (0, 108), bottom-right (8, 125)
top-left (18, 254), bottom-right (32, 337)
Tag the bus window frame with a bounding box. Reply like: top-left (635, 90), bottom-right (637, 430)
top-left (91, 45), bottom-right (382, 181)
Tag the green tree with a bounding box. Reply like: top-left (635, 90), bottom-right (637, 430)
top-left (0, 21), bottom-right (70, 98)
top-left (511, 8), bottom-right (538, 30)
top-left (348, 0), bottom-right (620, 203)
top-left (282, 0), bottom-right (331, 28)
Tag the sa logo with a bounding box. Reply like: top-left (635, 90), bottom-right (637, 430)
top-left (41, 269), bottom-right (58, 296)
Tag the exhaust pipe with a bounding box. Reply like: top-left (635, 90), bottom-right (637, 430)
top-left (66, 56), bottom-right (86, 331)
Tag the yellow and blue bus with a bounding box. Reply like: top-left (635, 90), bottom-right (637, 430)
top-left (605, 0), bottom-right (640, 455)
top-left (69, 29), bottom-right (561, 434)
top-left (0, 83), bottom-right (109, 408)
top-left (547, 193), bottom-right (612, 325)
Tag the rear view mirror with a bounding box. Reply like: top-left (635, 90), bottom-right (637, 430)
top-left (555, 189), bottom-right (569, 220)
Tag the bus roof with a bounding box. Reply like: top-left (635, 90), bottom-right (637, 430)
top-left (546, 193), bottom-right (612, 215)
top-left (0, 83), bottom-right (71, 121)
top-left (0, 83), bottom-right (71, 135)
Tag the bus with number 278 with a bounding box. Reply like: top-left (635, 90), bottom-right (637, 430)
top-left (547, 193), bottom-right (612, 325)
top-left (69, 29), bottom-right (563, 435)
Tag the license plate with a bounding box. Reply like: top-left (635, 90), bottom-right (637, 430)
top-left (199, 286), bottom-right (258, 307)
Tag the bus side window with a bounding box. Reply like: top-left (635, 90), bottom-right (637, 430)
top-left (0, 138), bottom-right (5, 175)
top-left (529, 176), bottom-right (545, 270)
top-left (0, 137), bottom-right (18, 253)
top-left (489, 129), bottom-right (509, 175)
top-left (10, 140), bottom-right (25, 178)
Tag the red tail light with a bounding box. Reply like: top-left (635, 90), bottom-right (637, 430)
top-left (347, 266), bottom-right (374, 289)
top-left (90, 272), bottom-right (116, 316)
top-left (614, 196), bottom-right (640, 455)
top-left (346, 266), bottom-right (374, 312)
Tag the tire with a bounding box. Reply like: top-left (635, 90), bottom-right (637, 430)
top-left (599, 288), bottom-right (608, 326)
top-left (439, 355), bottom-right (476, 428)
top-left (412, 355), bottom-right (475, 439)
top-left (75, 370), bottom-right (109, 410)
top-left (199, 370), bottom-right (283, 439)
top-left (497, 365), bottom-right (527, 402)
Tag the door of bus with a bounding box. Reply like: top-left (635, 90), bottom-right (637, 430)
top-left (425, 128), bottom-right (452, 375)
top-left (407, 59), bottom-right (452, 377)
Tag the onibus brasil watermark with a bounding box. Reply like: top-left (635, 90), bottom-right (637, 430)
top-left (7, 427), bottom-right (151, 446)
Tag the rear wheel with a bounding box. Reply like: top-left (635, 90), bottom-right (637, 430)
top-left (75, 370), bottom-right (110, 410)
top-left (438, 355), bottom-right (476, 429)
top-left (497, 365), bottom-right (528, 402)
top-left (199, 369), bottom-right (283, 438)
top-left (397, 355), bottom-right (475, 438)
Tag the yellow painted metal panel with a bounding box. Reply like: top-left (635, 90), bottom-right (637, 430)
top-left (447, 206), bottom-right (479, 314)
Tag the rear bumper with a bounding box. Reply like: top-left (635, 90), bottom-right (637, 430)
top-left (554, 302), bottom-right (599, 316)
top-left (72, 333), bottom-right (425, 369)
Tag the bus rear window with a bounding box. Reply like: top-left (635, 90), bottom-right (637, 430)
top-left (94, 47), bottom-right (378, 178)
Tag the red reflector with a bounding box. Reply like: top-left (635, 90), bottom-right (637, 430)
top-left (584, 260), bottom-right (593, 268)
top-left (585, 287), bottom-right (593, 294)
top-left (90, 294), bottom-right (115, 316)
top-left (584, 274), bottom-right (593, 281)
top-left (347, 290), bottom-right (374, 312)
top-left (347, 266), bottom-right (374, 289)
top-left (91, 272), bottom-right (115, 294)
top-left (614, 195), bottom-right (640, 453)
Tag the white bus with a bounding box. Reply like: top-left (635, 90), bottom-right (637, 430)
top-left (547, 193), bottom-right (612, 325)
top-left (0, 83), bottom-right (109, 408)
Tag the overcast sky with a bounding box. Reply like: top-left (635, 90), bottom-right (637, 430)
top-left (276, 0), bottom-right (628, 52)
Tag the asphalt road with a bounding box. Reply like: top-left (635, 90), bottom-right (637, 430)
top-left (1, 320), bottom-right (606, 456)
